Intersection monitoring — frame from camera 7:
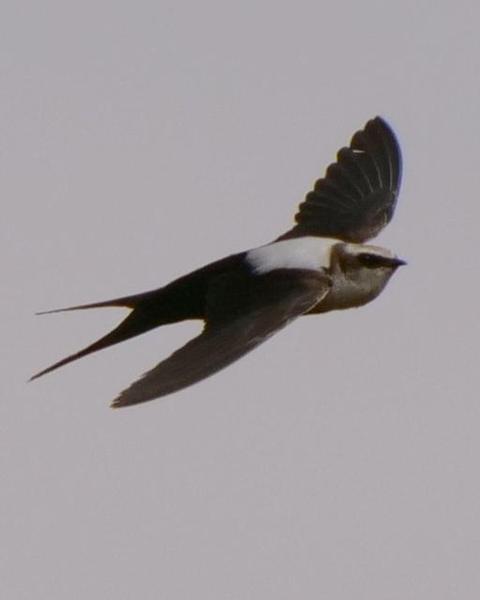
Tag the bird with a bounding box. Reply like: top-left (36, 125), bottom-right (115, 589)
top-left (31, 116), bottom-right (405, 408)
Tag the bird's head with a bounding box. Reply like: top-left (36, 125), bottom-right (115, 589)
top-left (328, 242), bottom-right (406, 307)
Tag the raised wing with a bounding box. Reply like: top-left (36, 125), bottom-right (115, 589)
top-left (112, 269), bottom-right (331, 407)
top-left (279, 116), bottom-right (402, 243)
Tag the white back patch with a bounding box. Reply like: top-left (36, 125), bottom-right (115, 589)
top-left (246, 237), bottom-right (337, 274)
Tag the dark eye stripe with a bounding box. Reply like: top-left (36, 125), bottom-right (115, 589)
top-left (358, 253), bottom-right (387, 268)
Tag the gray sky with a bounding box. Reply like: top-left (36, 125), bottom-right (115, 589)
top-left (3, 1), bottom-right (480, 598)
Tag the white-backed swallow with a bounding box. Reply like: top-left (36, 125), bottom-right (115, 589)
top-left (31, 117), bottom-right (406, 408)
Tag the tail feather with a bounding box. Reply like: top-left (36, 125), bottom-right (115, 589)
top-left (31, 265), bottom-right (213, 382)
top-left (30, 309), bottom-right (158, 381)
top-left (35, 293), bottom-right (147, 315)
top-left (30, 286), bottom-right (190, 381)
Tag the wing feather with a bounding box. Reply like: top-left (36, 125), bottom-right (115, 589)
top-left (278, 116), bottom-right (402, 243)
top-left (112, 270), bottom-right (331, 408)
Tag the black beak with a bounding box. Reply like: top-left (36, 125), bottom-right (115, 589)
top-left (390, 257), bottom-right (407, 267)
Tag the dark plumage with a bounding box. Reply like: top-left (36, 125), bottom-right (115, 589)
top-left (279, 117), bottom-right (401, 243)
top-left (32, 116), bottom-right (404, 408)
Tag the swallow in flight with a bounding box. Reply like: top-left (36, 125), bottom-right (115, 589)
top-left (32, 116), bottom-right (405, 408)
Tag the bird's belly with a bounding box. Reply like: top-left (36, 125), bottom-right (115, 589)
top-left (306, 281), bottom-right (373, 314)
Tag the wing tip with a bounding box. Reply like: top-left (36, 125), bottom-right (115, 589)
top-left (365, 116), bottom-right (402, 159)
top-left (110, 396), bottom-right (127, 409)
top-left (110, 394), bottom-right (153, 409)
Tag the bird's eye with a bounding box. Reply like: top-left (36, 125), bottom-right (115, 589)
top-left (358, 253), bottom-right (386, 268)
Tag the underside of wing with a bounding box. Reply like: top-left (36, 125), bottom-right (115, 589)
top-left (278, 116), bottom-right (402, 243)
top-left (112, 269), bottom-right (331, 408)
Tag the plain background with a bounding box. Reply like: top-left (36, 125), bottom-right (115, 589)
top-left (3, 1), bottom-right (480, 598)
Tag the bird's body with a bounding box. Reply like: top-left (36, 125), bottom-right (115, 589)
top-left (32, 116), bottom-right (405, 407)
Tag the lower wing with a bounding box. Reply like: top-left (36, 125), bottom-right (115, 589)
top-left (112, 269), bottom-right (331, 407)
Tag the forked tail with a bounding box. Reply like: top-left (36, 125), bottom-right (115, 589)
top-left (30, 283), bottom-right (201, 381)
top-left (30, 256), bottom-right (235, 382)
top-left (30, 309), bottom-right (148, 380)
